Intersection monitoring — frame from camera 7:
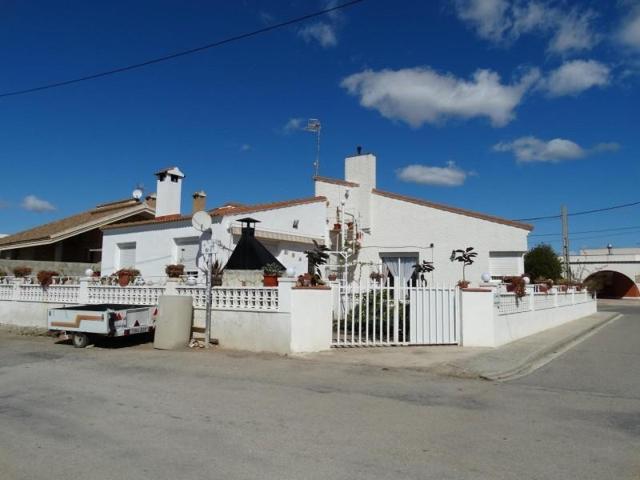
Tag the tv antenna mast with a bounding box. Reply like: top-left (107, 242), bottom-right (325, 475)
top-left (305, 118), bottom-right (321, 177)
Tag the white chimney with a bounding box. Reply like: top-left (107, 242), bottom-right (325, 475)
top-left (154, 166), bottom-right (184, 217)
top-left (345, 147), bottom-right (376, 229)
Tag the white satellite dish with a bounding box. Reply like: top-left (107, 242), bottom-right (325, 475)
top-left (132, 188), bottom-right (143, 200)
top-left (192, 210), bottom-right (212, 232)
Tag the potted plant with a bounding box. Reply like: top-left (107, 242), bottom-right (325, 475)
top-left (303, 240), bottom-right (330, 286)
top-left (211, 260), bottom-right (224, 286)
top-left (165, 264), bottom-right (185, 279)
top-left (450, 247), bottom-right (477, 289)
top-left (328, 273), bottom-right (338, 282)
top-left (12, 266), bottom-right (32, 278)
top-left (37, 270), bottom-right (59, 288)
top-left (263, 262), bottom-right (284, 287)
top-left (115, 268), bottom-right (140, 287)
top-left (511, 276), bottom-right (527, 298)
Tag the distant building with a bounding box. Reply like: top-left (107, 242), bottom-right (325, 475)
top-left (0, 198), bottom-right (155, 274)
top-left (569, 247), bottom-right (640, 298)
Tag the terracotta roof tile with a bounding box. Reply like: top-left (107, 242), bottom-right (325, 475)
top-left (0, 199), bottom-right (154, 248)
top-left (372, 189), bottom-right (534, 231)
top-left (102, 196), bottom-right (328, 231)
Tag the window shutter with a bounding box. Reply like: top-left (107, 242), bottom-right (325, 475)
top-left (489, 252), bottom-right (521, 277)
top-left (118, 243), bottom-right (136, 269)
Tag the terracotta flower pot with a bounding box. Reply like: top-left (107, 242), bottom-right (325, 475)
top-left (263, 274), bottom-right (278, 287)
top-left (118, 274), bottom-right (130, 287)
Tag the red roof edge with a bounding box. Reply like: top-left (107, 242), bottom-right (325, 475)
top-left (372, 189), bottom-right (534, 231)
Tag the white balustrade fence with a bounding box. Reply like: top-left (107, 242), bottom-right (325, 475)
top-left (87, 285), bottom-right (166, 306)
top-left (0, 277), bottom-right (279, 312)
top-left (176, 286), bottom-right (279, 312)
top-left (0, 284), bottom-right (14, 301)
top-left (495, 289), bottom-right (593, 316)
top-left (332, 280), bottom-right (459, 347)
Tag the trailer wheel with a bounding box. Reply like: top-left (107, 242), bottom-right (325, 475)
top-left (72, 333), bottom-right (90, 348)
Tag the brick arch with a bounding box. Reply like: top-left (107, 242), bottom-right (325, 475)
top-left (585, 270), bottom-right (640, 299)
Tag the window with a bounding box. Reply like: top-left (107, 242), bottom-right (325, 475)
top-left (489, 251), bottom-right (524, 278)
top-left (380, 254), bottom-right (419, 286)
top-left (175, 237), bottom-right (200, 274)
top-left (118, 242), bottom-right (136, 269)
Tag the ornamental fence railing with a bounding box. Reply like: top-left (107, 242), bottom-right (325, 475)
top-left (0, 277), bottom-right (279, 312)
top-left (494, 288), bottom-right (593, 316)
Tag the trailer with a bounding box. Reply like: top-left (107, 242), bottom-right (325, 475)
top-left (48, 304), bottom-right (158, 348)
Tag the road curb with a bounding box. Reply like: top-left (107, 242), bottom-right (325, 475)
top-left (481, 312), bottom-right (622, 381)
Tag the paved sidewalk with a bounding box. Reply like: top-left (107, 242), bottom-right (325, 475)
top-left (297, 311), bottom-right (621, 380)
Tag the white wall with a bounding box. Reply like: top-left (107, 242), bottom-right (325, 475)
top-left (0, 299), bottom-right (51, 328)
top-left (460, 289), bottom-right (597, 347)
top-left (102, 201), bottom-right (327, 279)
top-left (189, 280), bottom-right (333, 354)
top-left (317, 177), bottom-right (529, 285)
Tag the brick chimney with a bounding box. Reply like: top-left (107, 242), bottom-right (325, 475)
top-left (192, 191), bottom-right (206, 213)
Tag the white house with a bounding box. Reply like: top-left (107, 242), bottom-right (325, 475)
top-left (101, 167), bottom-right (327, 279)
top-left (315, 149), bottom-right (532, 285)
top-left (101, 149), bottom-right (532, 285)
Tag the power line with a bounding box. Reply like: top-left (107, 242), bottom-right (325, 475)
top-left (0, 0), bottom-right (366, 99)
top-left (530, 224), bottom-right (640, 238)
top-left (514, 200), bottom-right (640, 222)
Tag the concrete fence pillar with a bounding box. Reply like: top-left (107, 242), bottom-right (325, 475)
top-left (164, 279), bottom-right (179, 296)
top-left (78, 278), bottom-right (90, 304)
top-left (277, 277), bottom-right (296, 313)
top-left (11, 280), bottom-right (20, 301)
top-left (289, 286), bottom-right (332, 353)
top-left (460, 288), bottom-right (496, 347)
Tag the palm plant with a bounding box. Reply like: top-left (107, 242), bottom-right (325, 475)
top-left (450, 247), bottom-right (477, 283)
top-left (304, 240), bottom-right (330, 285)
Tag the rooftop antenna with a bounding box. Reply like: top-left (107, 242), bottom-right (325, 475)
top-left (305, 118), bottom-right (321, 177)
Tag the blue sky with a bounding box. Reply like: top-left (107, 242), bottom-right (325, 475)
top-left (1, 0), bottom-right (639, 252)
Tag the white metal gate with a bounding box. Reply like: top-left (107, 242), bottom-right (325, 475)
top-left (331, 281), bottom-right (460, 347)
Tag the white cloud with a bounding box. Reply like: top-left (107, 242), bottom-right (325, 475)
top-left (297, 0), bottom-right (344, 48)
top-left (341, 66), bottom-right (540, 127)
top-left (298, 22), bottom-right (338, 48)
top-left (22, 195), bottom-right (56, 212)
top-left (541, 59), bottom-right (610, 96)
top-left (547, 8), bottom-right (599, 54)
top-left (282, 117), bottom-right (304, 134)
top-left (396, 162), bottom-right (471, 187)
top-left (493, 136), bottom-right (620, 163)
top-left (617, 5), bottom-right (640, 50)
top-left (592, 142), bottom-right (621, 153)
top-left (452, 0), bottom-right (599, 55)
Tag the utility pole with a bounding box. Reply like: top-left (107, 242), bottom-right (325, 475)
top-left (561, 205), bottom-right (571, 282)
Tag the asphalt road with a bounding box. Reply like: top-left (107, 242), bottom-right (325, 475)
top-left (1, 304), bottom-right (638, 480)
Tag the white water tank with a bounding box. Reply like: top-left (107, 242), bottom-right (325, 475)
top-left (153, 296), bottom-right (193, 350)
